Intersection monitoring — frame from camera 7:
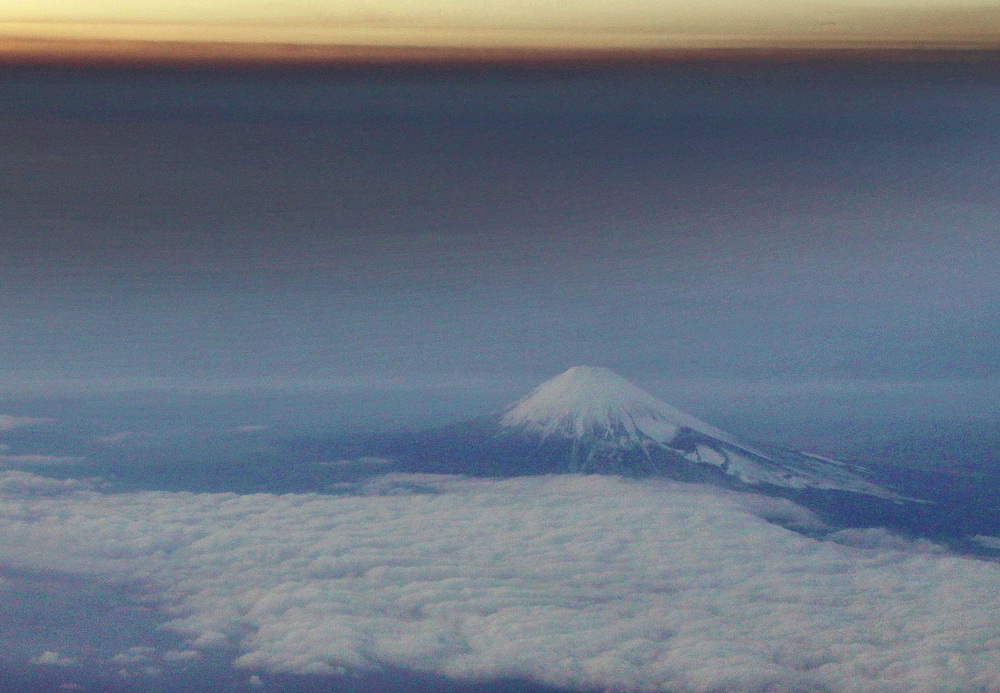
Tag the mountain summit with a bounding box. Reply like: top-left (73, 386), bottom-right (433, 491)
top-left (501, 366), bottom-right (736, 445)
top-left (495, 366), bottom-right (898, 499)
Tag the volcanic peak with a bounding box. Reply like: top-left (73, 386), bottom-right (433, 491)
top-left (500, 366), bottom-right (738, 445)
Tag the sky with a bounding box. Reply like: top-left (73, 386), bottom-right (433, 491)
top-left (1, 61), bottom-right (999, 430)
top-left (1, 0), bottom-right (999, 51)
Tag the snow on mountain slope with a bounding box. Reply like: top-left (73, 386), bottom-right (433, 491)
top-left (499, 366), bottom-right (899, 499)
top-left (503, 366), bottom-right (752, 450)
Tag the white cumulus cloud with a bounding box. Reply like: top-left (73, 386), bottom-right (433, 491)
top-left (31, 650), bottom-right (78, 667)
top-left (972, 535), bottom-right (1000, 550)
top-left (1, 471), bottom-right (998, 693)
top-left (0, 414), bottom-right (54, 431)
top-left (0, 470), bottom-right (97, 496)
top-left (0, 454), bottom-right (86, 466)
top-left (111, 646), bottom-right (157, 664)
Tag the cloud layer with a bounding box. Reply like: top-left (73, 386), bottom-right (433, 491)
top-left (1, 471), bottom-right (998, 692)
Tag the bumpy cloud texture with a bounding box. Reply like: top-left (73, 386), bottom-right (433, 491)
top-left (1, 471), bottom-right (998, 693)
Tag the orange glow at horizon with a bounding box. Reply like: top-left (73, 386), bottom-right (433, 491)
top-left (1, 1), bottom-right (998, 57)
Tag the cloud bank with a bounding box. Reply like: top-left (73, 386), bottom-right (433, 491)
top-left (0, 471), bottom-right (998, 693)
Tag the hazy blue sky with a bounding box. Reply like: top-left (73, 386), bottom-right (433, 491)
top-left (2, 62), bottom-right (998, 425)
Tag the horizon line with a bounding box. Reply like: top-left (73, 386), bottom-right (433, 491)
top-left (3, 37), bottom-right (1000, 67)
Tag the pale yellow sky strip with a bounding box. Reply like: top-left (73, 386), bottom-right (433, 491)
top-left (1, 1), bottom-right (998, 49)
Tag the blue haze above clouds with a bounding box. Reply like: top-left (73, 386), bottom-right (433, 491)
top-left (2, 61), bottom-right (1000, 693)
top-left (1, 63), bottom-right (998, 435)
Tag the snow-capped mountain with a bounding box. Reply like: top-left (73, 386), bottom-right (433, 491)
top-left (501, 365), bottom-right (744, 450)
top-left (494, 366), bottom-right (898, 498)
top-left (318, 366), bottom-right (901, 501)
